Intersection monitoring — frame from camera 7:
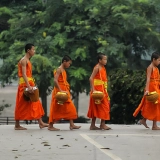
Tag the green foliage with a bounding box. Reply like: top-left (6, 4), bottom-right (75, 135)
top-left (68, 66), bottom-right (90, 93)
top-left (0, 7), bottom-right (12, 15)
top-left (1, 0), bottom-right (160, 118)
top-left (109, 68), bottom-right (146, 124)
top-left (31, 54), bottom-right (53, 96)
top-left (0, 7), bottom-right (12, 32)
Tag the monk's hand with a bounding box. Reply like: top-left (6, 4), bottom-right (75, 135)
top-left (144, 90), bottom-right (149, 96)
top-left (28, 86), bottom-right (33, 93)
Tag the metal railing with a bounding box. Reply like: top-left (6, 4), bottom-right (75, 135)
top-left (0, 117), bottom-right (38, 125)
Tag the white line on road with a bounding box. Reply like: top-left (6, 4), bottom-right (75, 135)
top-left (80, 134), bottom-right (122, 160)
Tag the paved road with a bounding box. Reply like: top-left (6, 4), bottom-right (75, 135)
top-left (1, 85), bottom-right (160, 160)
top-left (0, 123), bottom-right (160, 160)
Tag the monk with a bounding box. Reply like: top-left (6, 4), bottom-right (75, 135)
top-left (87, 53), bottom-right (110, 130)
top-left (48, 55), bottom-right (81, 131)
top-left (14, 43), bottom-right (48, 130)
top-left (133, 52), bottom-right (160, 130)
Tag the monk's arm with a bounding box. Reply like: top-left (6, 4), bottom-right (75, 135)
top-left (145, 65), bottom-right (152, 95)
top-left (21, 59), bottom-right (32, 91)
top-left (89, 67), bottom-right (99, 92)
top-left (54, 68), bottom-right (62, 91)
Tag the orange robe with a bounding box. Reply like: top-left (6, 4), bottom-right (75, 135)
top-left (14, 61), bottom-right (44, 120)
top-left (87, 65), bottom-right (110, 120)
top-left (49, 70), bottom-right (77, 123)
top-left (133, 67), bottom-right (160, 121)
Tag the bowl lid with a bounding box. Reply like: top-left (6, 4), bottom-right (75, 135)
top-left (93, 91), bottom-right (103, 93)
top-left (149, 91), bottom-right (157, 95)
top-left (57, 92), bottom-right (67, 95)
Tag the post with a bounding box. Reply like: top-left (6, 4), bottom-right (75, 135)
top-left (7, 117), bottom-right (8, 125)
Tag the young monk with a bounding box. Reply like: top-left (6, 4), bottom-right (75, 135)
top-left (14, 43), bottom-right (48, 130)
top-left (48, 55), bottom-right (81, 131)
top-left (133, 52), bottom-right (160, 130)
top-left (87, 53), bottom-right (111, 130)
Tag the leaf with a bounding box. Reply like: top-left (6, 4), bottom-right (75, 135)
top-left (101, 148), bottom-right (111, 150)
top-left (44, 144), bottom-right (51, 146)
top-left (63, 144), bottom-right (70, 147)
top-left (41, 141), bottom-right (48, 144)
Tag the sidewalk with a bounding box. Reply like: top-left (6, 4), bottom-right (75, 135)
top-left (0, 123), bottom-right (160, 160)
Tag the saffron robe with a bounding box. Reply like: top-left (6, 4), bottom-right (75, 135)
top-left (14, 61), bottom-right (44, 120)
top-left (133, 67), bottom-right (160, 121)
top-left (87, 65), bottom-right (110, 120)
top-left (49, 70), bottom-right (77, 123)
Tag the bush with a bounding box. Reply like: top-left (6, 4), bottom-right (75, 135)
top-left (108, 68), bottom-right (146, 124)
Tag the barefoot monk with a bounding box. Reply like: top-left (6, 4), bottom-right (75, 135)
top-left (14, 43), bottom-right (48, 130)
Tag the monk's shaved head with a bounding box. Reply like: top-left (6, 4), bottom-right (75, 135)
top-left (151, 51), bottom-right (160, 61)
top-left (97, 53), bottom-right (106, 62)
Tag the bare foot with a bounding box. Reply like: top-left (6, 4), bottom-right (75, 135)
top-left (90, 126), bottom-right (102, 130)
top-left (100, 125), bottom-right (111, 130)
top-left (152, 127), bottom-right (160, 130)
top-left (14, 126), bottom-right (27, 130)
top-left (70, 125), bottom-right (81, 130)
top-left (39, 123), bottom-right (49, 129)
top-left (140, 119), bottom-right (149, 128)
top-left (48, 127), bottom-right (60, 131)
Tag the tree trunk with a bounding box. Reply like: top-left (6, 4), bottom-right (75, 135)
top-left (73, 91), bottom-right (79, 115)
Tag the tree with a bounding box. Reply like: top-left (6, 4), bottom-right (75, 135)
top-left (0, 0), bottom-right (53, 118)
top-left (42, 0), bottom-right (160, 112)
top-left (1, 0), bottom-right (160, 121)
